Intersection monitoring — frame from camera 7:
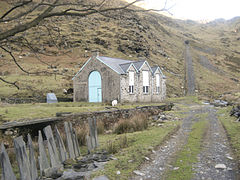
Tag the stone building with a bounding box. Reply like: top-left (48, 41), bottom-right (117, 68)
top-left (72, 53), bottom-right (166, 103)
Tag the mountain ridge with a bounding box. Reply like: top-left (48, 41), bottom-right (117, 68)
top-left (0, 0), bottom-right (239, 101)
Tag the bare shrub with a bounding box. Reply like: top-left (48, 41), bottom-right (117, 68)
top-left (75, 123), bottom-right (89, 146)
top-left (113, 119), bottom-right (135, 134)
top-left (106, 135), bottom-right (128, 154)
top-left (97, 120), bottom-right (105, 135)
top-left (113, 113), bottom-right (148, 134)
top-left (132, 113), bottom-right (148, 131)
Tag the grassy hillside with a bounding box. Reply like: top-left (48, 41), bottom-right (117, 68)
top-left (0, 0), bottom-right (239, 101)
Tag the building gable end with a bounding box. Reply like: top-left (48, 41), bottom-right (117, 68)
top-left (139, 61), bottom-right (153, 73)
top-left (125, 63), bottom-right (138, 73)
top-left (72, 57), bottom-right (92, 80)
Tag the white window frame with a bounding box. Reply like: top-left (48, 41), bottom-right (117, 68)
top-left (156, 74), bottom-right (160, 94)
top-left (143, 71), bottom-right (149, 94)
top-left (129, 71), bottom-right (134, 94)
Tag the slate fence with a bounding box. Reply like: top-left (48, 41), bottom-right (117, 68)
top-left (0, 118), bottom-right (98, 180)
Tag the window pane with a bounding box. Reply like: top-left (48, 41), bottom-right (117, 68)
top-left (129, 71), bottom-right (134, 86)
top-left (143, 71), bottom-right (149, 86)
top-left (156, 74), bottom-right (160, 87)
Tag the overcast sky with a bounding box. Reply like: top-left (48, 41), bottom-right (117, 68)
top-left (130, 0), bottom-right (240, 21)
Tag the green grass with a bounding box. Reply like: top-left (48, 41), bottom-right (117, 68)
top-left (0, 102), bottom-right (106, 122)
top-left (165, 118), bottom-right (208, 180)
top-left (218, 107), bottom-right (240, 162)
top-left (92, 121), bottom-right (180, 179)
top-left (0, 102), bottom-right (165, 122)
top-left (0, 74), bottom-right (69, 98)
top-left (165, 96), bottom-right (201, 105)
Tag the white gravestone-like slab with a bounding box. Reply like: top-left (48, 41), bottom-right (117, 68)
top-left (47, 93), bottom-right (58, 103)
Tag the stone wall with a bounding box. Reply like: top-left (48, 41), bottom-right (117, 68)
top-left (73, 56), bottom-right (120, 102)
top-left (120, 63), bottom-right (166, 102)
top-left (120, 65), bottom-right (139, 102)
top-left (0, 104), bottom-right (173, 136)
top-left (152, 73), bottom-right (166, 102)
top-left (73, 56), bottom-right (166, 103)
top-left (53, 104), bottom-right (173, 131)
top-left (137, 63), bottom-right (153, 102)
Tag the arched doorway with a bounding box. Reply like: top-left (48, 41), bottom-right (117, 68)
top-left (88, 71), bottom-right (102, 102)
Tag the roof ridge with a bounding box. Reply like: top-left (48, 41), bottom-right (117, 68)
top-left (119, 62), bottom-right (133, 66)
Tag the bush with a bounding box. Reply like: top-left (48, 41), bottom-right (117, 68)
top-left (75, 123), bottom-right (89, 145)
top-left (113, 113), bottom-right (148, 134)
top-left (97, 120), bottom-right (105, 135)
top-left (106, 135), bottom-right (128, 154)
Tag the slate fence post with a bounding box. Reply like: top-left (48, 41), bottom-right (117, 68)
top-left (0, 122), bottom-right (85, 179)
top-left (87, 116), bottom-right (99, 152)
top-left (0, 143), bottom-right (16, 180)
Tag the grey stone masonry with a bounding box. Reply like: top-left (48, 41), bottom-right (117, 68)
top-left (64, 122), bottom-right (75, 159)
top-left (55, 126), bottom-right (68, 162)
top-left (13, 136), bottom-right (31, 180)
top-left (73, 128), bottom-right (81, 157)
top-left (27, 134), bottom-right (38, 180)
top-left (86, 135), bottom-right (93, 152)
top-left (87, 117), bottom-right (98, 151)
top-left (38, 130), bottom-right (50, 175)
top-left (73, 55), bottom-right (166, 103)
top-left (64, 122), bottom-right (81, 158)
top-left (43, 125), bottom-right (61, 168)
top-left (0, 143), bottom-right (17, 180)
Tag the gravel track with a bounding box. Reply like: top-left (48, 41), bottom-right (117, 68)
top-left (130, 104), bottom-right (239, 180)
top-left (185, 45), bottom-right (196, 95)
top-left (192, 106), bottom-right (238, 180)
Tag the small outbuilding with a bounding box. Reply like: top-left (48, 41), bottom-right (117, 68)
top-left (72, 53), bottom-right (166, 103)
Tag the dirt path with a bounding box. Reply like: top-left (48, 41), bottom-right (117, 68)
top-left (130, 104), bottom-right (238, 180)
top-left (192, 106), bottom-right (237, 180)
top-left (185, 45), bottom-right (196, 95)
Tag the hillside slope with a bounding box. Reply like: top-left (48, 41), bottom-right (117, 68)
top-left (0, 1), bottom-right (239, 101)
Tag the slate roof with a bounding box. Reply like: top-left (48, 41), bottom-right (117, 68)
top-left (97, 56), bottom-right (133, 74)
top-left (151, 66), bottom-right (158, 74)
top-left (97, 56), bottom-right (152, 74)
top-left (72, 55), bottom-right (165, 80)
top-left (151, 66), bottom-right (164, 76)
top-left (119, 62), bottom-right (132, 73)
top-left (132, 60), bottom-right (145, 70)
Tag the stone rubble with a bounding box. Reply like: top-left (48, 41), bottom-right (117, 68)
top-left (230, 105), bottom-right (240, 121)
top-left (133, 170), bottom-right (145, 176)
top-left (215, 164), bottom-right (227, 169)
